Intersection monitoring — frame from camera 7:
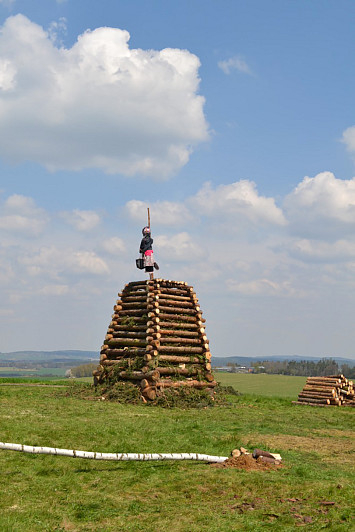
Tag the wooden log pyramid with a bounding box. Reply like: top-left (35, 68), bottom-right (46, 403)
top-left (93, 278), bottom-right (216, 401)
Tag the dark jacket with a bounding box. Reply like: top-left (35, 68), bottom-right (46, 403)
top-left (140, 235), bottom-right (153, 254)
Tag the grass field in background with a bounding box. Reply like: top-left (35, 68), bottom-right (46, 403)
top-left (0, 380), bottom-right (354, 531)
top-left (215, 372), bottom-right (307, 398)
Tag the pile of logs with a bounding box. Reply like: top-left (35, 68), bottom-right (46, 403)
top-left (293, 375), bottom-right (355, 407)
top-left (93, 278), bottom-right (216, 401)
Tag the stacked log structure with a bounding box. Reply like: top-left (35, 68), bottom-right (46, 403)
top-left (93, 278), bottom-right (216, 401)
top-left (294, 375), bottom-right (355, 407)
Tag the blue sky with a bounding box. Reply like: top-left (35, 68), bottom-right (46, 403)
top-left (1, 0), bottom-right (355, 359)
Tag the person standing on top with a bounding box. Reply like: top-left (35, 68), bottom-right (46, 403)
top-left (139, 226), bottom-right (158, 280)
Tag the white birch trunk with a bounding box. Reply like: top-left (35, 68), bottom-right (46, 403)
top-left (0, 442), bottom-right (227, 463)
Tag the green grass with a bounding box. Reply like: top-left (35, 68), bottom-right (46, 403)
top-left (215, 372), bottom-right (307, 398)
top-left (0, 380), bottom-right (354, 531)
top-left (0, 367), bottom-right (67, 378)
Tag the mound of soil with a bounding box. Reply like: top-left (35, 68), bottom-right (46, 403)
top-left (211, 454), bottom-right (281, 471)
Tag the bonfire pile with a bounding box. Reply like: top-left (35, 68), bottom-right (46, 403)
top-left (294, 375), bottom-right (355, 407)
top-left (93, 278), bottom-right (216, 401)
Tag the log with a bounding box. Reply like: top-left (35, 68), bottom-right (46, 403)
top-left (157, 380), bottom-right (217, 389)
top-left (306, 378), bottom-right (341, 384)
top-left (112, 331), bottom-right (146, 339)
top-left (157, 299), bottom-right (195, 309)
top-left (113, 325), bottom-right (147, 332)
top-left (157, 367), bottom-right (200, 376)
top-left (159, 329), bottom-right (203, 337)
top-left (120, 295), bottom-right (147, 302)
top-left (205, 373), bottom-right (214, 382)
top-left (0, 442), bottom-right (228, 463)
top-left (120, 302), bottom-right (148, 309)
top-left (142, 386), bottom-right (157, 400)
top-left (156, 293), bottom-right (192, 302)
top-left (157, 355), bottom-right (205, 364)
top-left (297, 397), bottom-right (330, 404)
top-left (158, 346), bottom-right (204, 354)
top-left (158, 306), bottom-right (198, 315)
top-left (105, 348), bottom-right (147, 357)
top-left (159, 337), bottom-right (203, 345)
top-left (108, 338), bottom-right (147, 348)
top-left (158, 288), bottom-right (191, 297)
top-left (158, 313), bottom-right (201, 323)
top-left (158, 321), bottom-right (199, 329)
top-left (299, 392), bottom-right (335, 398)
top-left (140, 379), bottom-right (150, 390)
top-left (119, 309), bottom-right (148, 317)
top-left (302, 386), bottom-right (336, 392)
top-left (126, 281), bottom-right (148, 288)
top-left (116, 317), bottom-right (147, 324)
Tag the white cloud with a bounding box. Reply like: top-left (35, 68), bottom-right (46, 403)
top-left (39, 284), bottom-right (69, 296)
top-left (284, 172), bottom-right (355, 238)
top-left (61, 209), bottom-right (101, 231)
top-left (21, 246), bottom-right (109, 276)
top-left (0, 0), bottom-right (15, 7)
top-left (47, 17), bottom-right (67, 45)
top-left (191, 180), bottom-right (286, 226)
top-left (0, 15), bottom-right (209, 177)
top-left (0, 194), bottom-right (48, 235)
top-left (342, 126), bottom-right (355, 153)
top-left (226, 278), bottom-right (293, 296)
top-left (218, 55), bottom-right (252, 75)
top-left (290, 238), bottom-right (355, 262)
top-left (101, 237), bottom-right (126, 255)
top-left (125, 199), bottom-right (193, 226)
top-left (155, 232), bottom-right (204, 261)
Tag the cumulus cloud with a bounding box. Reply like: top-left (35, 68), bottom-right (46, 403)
top-left (226, 278), bottom-right (294, 296)
top-left (0, 194), bottom-right (48, 235)
top-left (284, 172), bottom-right (355, 238)
top-left (125, 199), bottom-right (193, 226)
top-left (342, 126), bottom-right (355, 153)
top-left (191, 180), bottom-right (286, 226)
top-left (218, 55), bottom-right (252, 75)
top-left (39, 284), bottom-right (69, 296)
top-left (0, 14), bottom-right (209, 177)
top-left (101, 237), bottom-right (126, 255)
top-left (21, 246), bottom-right (109, 276)
top-left (47, 17), bottom-right (67, 45)
top-left (154, 232), bottom-right (204, 261)
top-left (290, 238), bottom-right (355, 262)
top-left (61, 209), bottom-right (101, 231)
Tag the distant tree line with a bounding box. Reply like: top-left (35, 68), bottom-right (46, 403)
top-left (252, 358), bottom-right (355, 378)
top-left (70, 363), bottom-right (97, 378)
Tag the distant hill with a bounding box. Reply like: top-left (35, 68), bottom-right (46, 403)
top-left (0, 350), bottom-right (99, 364)
top-left (1, 350), bottom-right (354, 368)
top-left (212, 355), bottom-right (355, 368)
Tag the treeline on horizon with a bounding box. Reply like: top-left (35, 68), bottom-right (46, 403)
top-left (250, 358), bottom-right (355, 379)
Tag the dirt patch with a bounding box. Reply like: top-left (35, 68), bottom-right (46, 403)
top-left (211, 453), bottom-right (281, 471)
top-left (244, 433), bottom-right (355, 465)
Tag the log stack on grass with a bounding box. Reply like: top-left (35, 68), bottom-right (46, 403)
top-left (93, 278), bottom-right (216, 401)
top-left (293, 375), bottom-right (355, 407)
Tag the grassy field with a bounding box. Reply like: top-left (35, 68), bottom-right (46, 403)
top-left (0, 367), bottom-right (67, 378)
top-left (0, 376), bottom-right (354, 531)
top-left (215, 372), bottom-right (307, 398)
